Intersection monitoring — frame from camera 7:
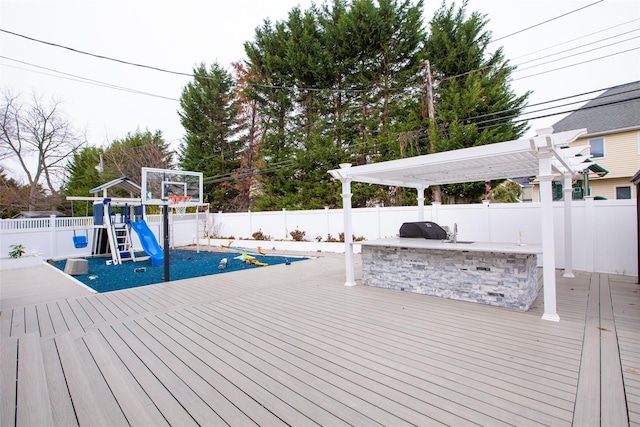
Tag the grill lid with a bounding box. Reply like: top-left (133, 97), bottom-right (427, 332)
top-left (399, 221), bottom-right (447, 240)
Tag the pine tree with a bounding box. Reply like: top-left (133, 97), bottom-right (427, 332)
top-left (425, 0), bottom-right (529, 202)
top-left (178, 63), bottom-right (241, 211)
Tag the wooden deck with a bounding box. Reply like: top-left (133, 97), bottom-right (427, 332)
top-left (1, 254), bottom-right (638, 426)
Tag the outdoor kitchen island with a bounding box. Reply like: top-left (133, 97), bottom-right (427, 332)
top-left (360, 238), bottom-right (543, 311)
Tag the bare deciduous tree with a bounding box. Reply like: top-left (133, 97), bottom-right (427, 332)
top-left (0, 90), bottom-right (84, 210)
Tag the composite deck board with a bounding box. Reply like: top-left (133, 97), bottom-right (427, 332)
top-left (1, 255), bottom-right (637, 426)
top-left (182, 304), bottom-right (512, 427)
top-left (15, 333), bottom-right (55, 426)
top-left (39, 337), bottom-right (78, 426)
top-left (157, 310), bottom-right (442, 427)
top-left (137, 315), bottom-right (297, 426)
top-left (10, 306), bottom-right (25, 337)
top-left (99, 292), bottom-right (139, 317)
top-left (55, 332), bottom-right (129, 426)
top-left (252, 287), bottom-right (581, 388)
top-left (264, 284), bottom-right (585, 368)
top-left (93, 293), bottom-right (130, 319)
top-left (239, 300), bottom-right (576, 423)
top-left (236, 288), bottom-right (582, 381)
top-left (211, 298), bottom-right (572, 426)
top-left (599, 274), bottom-right (630, 426)
top-left (64, 298), bottom-right (94, 331)
top-left (572, 273), bottom-right (601, 426)
top-left (81, 330), bottom-right (170, 426)
top-left (97, 326), bottom-right (200, 426)
top-left (0, 336), bottom-right (17, 427)
top-left (123, 318), bottom-right (262, 427)
top-left (74, 297), bottom-right (107, 324)
top-left (610, 273), bottom-right (640, 425)
top-left (48, 301), bottom-right (74, 336)
top-left (108, 321), bottom-right (230, 426)
top-left (24, 305), bottom-right (40, 335)
top-left (143, 312), bottom-right (357, 427)
top-left (134, 314), bottom-right (313, 427)
top-left (0, 308), bottom-right (11, 337)
top-left (253, 291), bottom-right (580, 394)
top-left (35, 303), bottom-right (55, 338)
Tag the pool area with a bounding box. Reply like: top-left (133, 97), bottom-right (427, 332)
top-left (51, 249), bottom-right (306, 293)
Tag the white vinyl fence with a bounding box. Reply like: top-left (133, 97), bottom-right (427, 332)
top-left (0, 199), bottom-right (637, 276)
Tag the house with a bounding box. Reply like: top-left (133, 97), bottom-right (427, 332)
top-left (12, 210), bottom-right (67, 219)
top-left (551, 81), bottom-right (640, 200)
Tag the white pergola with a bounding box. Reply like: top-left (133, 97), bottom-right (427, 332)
top-left (329, 128), bottom-right (589, 321)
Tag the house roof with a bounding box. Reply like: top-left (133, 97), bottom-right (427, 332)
top-left (552, 81), bottom-right (640, 136)
top-left (89, 177), bottom-right (141, 196)
top-left (12, 210), bottom-right (67, 219)
top-left (328, 129), bottom-right (588, 188)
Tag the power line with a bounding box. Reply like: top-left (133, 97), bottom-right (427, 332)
top-left (0, 28), bottom-right (194, 78)
top-left (511, 18), bottom-right (640, 60)
top-left (513, 46), bottom-right (640, 81)
top-left (0, 56), bottom-right (180, 101)
top-left (515, 29), bottom-right (640, 67)
top-left (490, 0), bottom-right (604, 43)
top-left (0, 0), bottom-right (619, 97)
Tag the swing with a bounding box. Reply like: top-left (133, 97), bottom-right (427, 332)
top-left (71, 200), bottom-right (89, 248)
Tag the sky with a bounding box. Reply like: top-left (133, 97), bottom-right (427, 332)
top-left (1, 0), bottom-right (639, 183)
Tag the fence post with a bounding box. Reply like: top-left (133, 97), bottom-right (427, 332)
top-left (431, 201), bottom-right (440, 223)
top-left (325, 207), bottom-right (330, 240)
top-left (482, 199), bottom-right (491, 242)
top-left (376, 204), bottom-right (381, 239)
top-left (282, 208), bottom-right (288, 239)
top-left (584, 196), bottom-right (595, 272)
top-left (50, 215), bottom-right (57, 259)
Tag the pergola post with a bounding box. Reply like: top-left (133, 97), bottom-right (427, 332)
top-left (417, 187), bottom-right (425, 221)
top-left (538, 150), bottom-right (560, 321)
top-left (563, 173), bottom-right (575, 278)
top-left (338, 164), bottom-right (357, 286)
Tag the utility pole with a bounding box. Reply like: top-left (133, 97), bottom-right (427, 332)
top-left (422, 60), bottom-right (441, 203)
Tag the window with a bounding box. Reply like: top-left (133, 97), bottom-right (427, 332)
top-left (616, 186), bottom-right (632, 200)
top-left (589, 138), bottom-right (605, 158)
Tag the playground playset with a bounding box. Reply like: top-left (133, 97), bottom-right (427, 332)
top-left (67, 168), bottom-right (209, 269)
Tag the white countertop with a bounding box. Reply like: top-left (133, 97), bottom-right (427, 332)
top-left (359, 237), bottom-right (542, 255)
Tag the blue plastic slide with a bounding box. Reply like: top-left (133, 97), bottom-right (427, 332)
top-left (129, 220), bottom-right (164, 267)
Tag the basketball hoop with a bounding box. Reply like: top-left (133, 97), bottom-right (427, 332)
top-left (169, 195), bottom-right (192, 216)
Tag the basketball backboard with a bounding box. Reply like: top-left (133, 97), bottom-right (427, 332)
top-left (141, 168), bottom-right (203, 205)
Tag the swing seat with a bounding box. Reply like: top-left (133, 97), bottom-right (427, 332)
top-left (73, 235), bottom-right (88, 248)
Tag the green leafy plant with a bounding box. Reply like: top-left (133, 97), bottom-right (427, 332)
top-left (8, 244), bottom-right (26, 258)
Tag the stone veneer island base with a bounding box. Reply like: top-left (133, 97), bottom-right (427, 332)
top-left (360, 238), bottom-right (542, 311)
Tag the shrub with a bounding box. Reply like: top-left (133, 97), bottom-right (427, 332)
top-left (252, 230), bottom-right (270, 240)
top-left (326, 234), bottom-right (339, 242)
top-left (290, 229), bottom-right (306, 241)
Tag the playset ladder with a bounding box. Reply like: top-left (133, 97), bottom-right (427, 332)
top-left (114, 225), bottom-right (136, 263)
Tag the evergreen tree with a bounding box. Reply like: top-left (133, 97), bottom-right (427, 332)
top-left (63, 146), bottom-right (104, 202)
top-left (245, 0), bottom-right (425, 209)
top-left (64, 130), bottom-right (173, 209)
top-left (425, 0), bottom-right (529, 202)
top-left (178, 63), bottom-right (241, 211)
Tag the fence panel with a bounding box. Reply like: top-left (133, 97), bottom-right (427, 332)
top-left (1, 199), bottom-right (637, 276)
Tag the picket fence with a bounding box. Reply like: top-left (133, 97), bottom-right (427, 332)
top-left (0, 199), bottom-right (637, 276)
